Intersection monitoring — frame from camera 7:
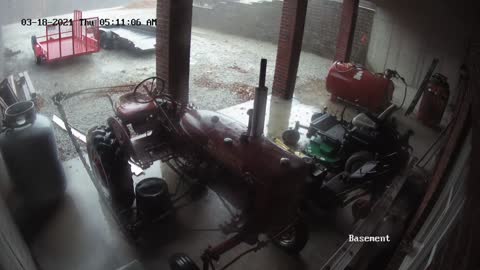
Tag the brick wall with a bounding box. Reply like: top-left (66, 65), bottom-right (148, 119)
top-left (334, 0), bottom-right (359, 62)
top-left (273, 0), bottom-right (308, 98)
top-left (156, 0), bottom-right (192, 103)
top-left (156, 0), bottom-right (170, 91)
top-left (192, 0), bottom-right (374, 64)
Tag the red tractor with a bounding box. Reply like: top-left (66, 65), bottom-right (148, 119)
top-left (86, 60), bottom-right (309, 269)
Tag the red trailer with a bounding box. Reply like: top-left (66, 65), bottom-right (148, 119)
top-left (31, 10), bottom-right (100, 64)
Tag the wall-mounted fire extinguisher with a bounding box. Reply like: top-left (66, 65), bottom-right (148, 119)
top-left (417, 73), bottom-right (450, 127)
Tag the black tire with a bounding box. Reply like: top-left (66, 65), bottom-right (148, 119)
top-left (282, 129), bottom-right (300, 147)
top-left (136, 178), bottom-right (172, 219)
top-left (345, 151), bottom-right (374, 173)
top-left (273, 220), bottom-right (309, 254)
top-left (169, 253), bottom-right (200, 270)
top-left (87, 125), bottom-right (134, 208)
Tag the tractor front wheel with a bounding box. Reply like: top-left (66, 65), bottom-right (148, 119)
top-left (87, 125), bottom-right (134, 208)
top-left (273, 220), bottom-right (309, 254)
top-left (169, 253), bottom-right (200, 270)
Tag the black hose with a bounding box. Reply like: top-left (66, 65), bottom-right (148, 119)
top-left (340, 105), bottom-right (347, 123)
top-left (208, 184), bottom-right (237, 219)
top-left (399, 78), bottom-right (408, 109)
top-left (416, 116), bottom-right (455, 168)
top-left (62, 84), bottom-right (136, 99)
top-left (210, 259), bottom-right (216, 270)
top-left (218, 247), bottom-right (257, 270)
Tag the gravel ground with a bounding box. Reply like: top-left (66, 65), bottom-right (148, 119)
top-left (2, 7), bottom-right (332, 160)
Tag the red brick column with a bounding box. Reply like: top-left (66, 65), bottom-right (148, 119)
top-left (156, 0), bottom-right (193, 104)
top-left (272, 0), bottom-right (308, 99)
top-left (335, 0), bottom-right (359, 62)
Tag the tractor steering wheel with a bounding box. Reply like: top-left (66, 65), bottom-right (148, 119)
top-left (133, 76), bottom-right (166, 104)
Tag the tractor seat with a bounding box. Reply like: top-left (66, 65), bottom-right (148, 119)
top-left (115, 92), bottom-right (157, 124)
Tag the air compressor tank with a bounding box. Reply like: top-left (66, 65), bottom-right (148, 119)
top-left (417, 73), bottom-right (450, 127)
top-left (0, 101), bottom-right (65, 217)
top-left (326, 61), bottom-right (395, 113)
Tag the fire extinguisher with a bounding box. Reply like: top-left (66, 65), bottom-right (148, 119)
top-left (417, 73), bottom-right (450, 127)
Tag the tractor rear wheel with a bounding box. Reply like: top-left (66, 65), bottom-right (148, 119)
top-left (87, 125), bottom-right (134, 208)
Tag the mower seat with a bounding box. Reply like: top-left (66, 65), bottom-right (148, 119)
top-left (115, 92), bottom-right (157, 124)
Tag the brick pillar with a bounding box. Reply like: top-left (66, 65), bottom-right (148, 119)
top-left (335, 0), bottom-right (359, 62)
top-left (156, 0), bottom-right (193, 104)
top-left (272, 0), bottom-right (308, 99)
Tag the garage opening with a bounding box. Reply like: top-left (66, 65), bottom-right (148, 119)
top-left (0, 0), bottom-right (478, 270)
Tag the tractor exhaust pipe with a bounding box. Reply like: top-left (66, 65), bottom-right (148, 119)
top-left (249, 58), bottom-right (268, 138)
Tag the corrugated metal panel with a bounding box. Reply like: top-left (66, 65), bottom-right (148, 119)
top-left (398, 131), bottom-right (471, 270)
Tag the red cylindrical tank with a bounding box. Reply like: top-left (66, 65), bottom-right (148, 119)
top-left (326, 61), bottom-right (394, 113)
top-left (417, 73), bottom-right (450, 127)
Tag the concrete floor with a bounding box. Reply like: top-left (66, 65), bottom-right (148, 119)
top-left (32, 158), bottom-right (344, 270)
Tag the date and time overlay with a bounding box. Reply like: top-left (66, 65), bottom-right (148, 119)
top-left (21, 17), bottom-right (157, 27)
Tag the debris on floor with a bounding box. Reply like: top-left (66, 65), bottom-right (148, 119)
top-left (230, 82), bottom-right (255, 101)
top-left (228, 64), bottom-right (249, 74)
top-left (0, 72), bottom-right (37, 112)
top-left (194, 74), bottom-right (255, 102)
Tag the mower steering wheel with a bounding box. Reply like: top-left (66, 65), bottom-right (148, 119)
top-left (133, 76), bottom-right (166, 103)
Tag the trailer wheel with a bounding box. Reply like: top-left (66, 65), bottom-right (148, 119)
top-left (87, 125), bottom-right (134, 208)
top-left (169, 253), bottom-right (200, 270)
top-left (273, 220), bottom-right (309, 254)
top-left (31, 35), bottom-right (37, 47)
top-left (31, 36), bottom-right (42, 65)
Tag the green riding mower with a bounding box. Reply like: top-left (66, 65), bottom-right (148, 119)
top-left (282, 104), bottom-right (413, 210)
